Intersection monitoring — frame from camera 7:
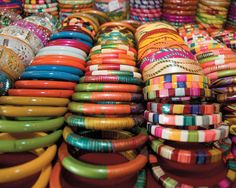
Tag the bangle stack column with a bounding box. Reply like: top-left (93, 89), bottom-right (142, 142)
top-left (136, 22), bottom-right (234, 187)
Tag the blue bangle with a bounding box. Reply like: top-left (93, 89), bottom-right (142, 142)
top-left (0, 71), bottom-right (12, 96)
top-left (25, 65), bottom-right (84, 76)
top-left (50, 31), bottom-right (93, 46)
top-left (20, 71), bottom-right (80, 82)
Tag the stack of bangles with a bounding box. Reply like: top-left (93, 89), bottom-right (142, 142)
top-left (50, 21), bottom-right (148, 188)
top-left (0, 9), bottom-right (21, 28)
top-left (22, 0), bottom-right (59, 17)
top-left (129, 0), bottom-right (163, 22)
top-left (196, 0), bottom-right (231, 30)
top-left (162, 0), bottom-right (198, 27)
top-left (226, 0), bottom-right (236, 30)
top-left (0, 0), bottom-right (22, 14)
top-left (135, 22), bottom-right (235, 187)
top-left (179, 24), bottom-right (236, 162)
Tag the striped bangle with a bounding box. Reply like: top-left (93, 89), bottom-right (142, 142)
top-left (63, 126), bottom-right (148, 152)
top-left (150, 138), bottom-right (232, 164)
top-left (86, 64), bottom-right (139, 72)
top-left (65, 113), bottom-right (145, 130)
top-left (210, 76), bottom-right (236, 88)
top-left (144, 111), bottom-right (222, 126)
top-left (85, 70), bottom-right (142, 79)
top-left (147, 123), bottom-right (229, 142)
top-left (72, 92), bottom-right (143, 102)
top-left (144, 88), bottom-right (211, 100)
top-left (147, 103), bottom-right (220, 115)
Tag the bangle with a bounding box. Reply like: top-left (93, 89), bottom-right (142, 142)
top-left (15, 80), bottom-right (76, 90)
top-left (63, 126), bottom-right (147, 152)
top-left (82, 10), bottom-right (110, 25)
top-left (151, 138), bottom-right (232, 164)
top-left (86, 64), bottom-right (139, 72)
top-left (65, 113), bottom-right (145, 130)
top-left (75, 83), bottom-right (141, 93)
top-left (72, 92), bottom-right (143, 102)
top-left (90, 53), bottom-right (135, 61)
top-left (0, 144), bottom-right (56, 183)
top-left (20, 71), bottom-right (80, 82)
top-left (147, 123), bottom-right (229, 142)
top-left (68, 102), bottom-right (144, 115)
top-left (210, 76), bottom-right (236, 88)
top-left (25, 65), bottom-right (84, 76)
top-left (91, 44), bottom-right (137, 54)
top-left (217, 94), bottom-right (236, 102)
top-left (58, 142), bottom-right (147, 179)
top-left (85, 71), bottom-right (141, 79)
top-left (80, 75), bottom-right (143, 86)
top-left (144, 111), bottom-right (222, 126)
top-left (8, 89), bottom-right (74, 98)
top-left (147, 102), bottom-right (220, 115)
top-left (0, 71), bottom-right (12, 96)
top-left (87, 59), bottom-right (136, 66)
top-left (212, 86), bottom-right (236, 94)
top-left (207, 69), bottom-right (236, 81)
top-left (0, 130), bottom-right (62, 152)
top-left (50, 162), bottom-right (146, 188)
top-left (0, 117), bottom-right (64, 132)
top-left (144, 88), bottom-right (211, 100)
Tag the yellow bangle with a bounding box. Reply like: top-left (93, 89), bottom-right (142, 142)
top-left (32, 165), bottom-right (52, 188)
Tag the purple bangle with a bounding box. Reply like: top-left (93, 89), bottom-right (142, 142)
top-left (232, 136), bottom-right (236, 144)
top-left (232, 145), bottom-right (236, 157)
top-left (163, 17), bottom-right (195, 23)
top-left (162, 13), bottom-right (195, 20)
top-left (12, 20), bottom-right (50, 46)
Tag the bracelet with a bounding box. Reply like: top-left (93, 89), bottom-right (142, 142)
top-left (147, 102), bottom-right (220, 115)
top-left (8, 89), bottom-right (74, 98)
top-left (0, 72), bottom-right (12, 96)
top-left (212, 86), bottom-right (236, 94)
top-left (0, 130), bottom-right (61, 152)
top-left (63, 126), bottom-right (147, 152)
top-left (217, 94), bottom-right (236, 102)
top-left (58, 142), bottom-right (147, 179)
top-left (15, 80), bottom-right (76, 90)
top-left (90, 48), bottom-right (136, 58)
top-left (144, 88), bottom-right (211, 100)
top-left (85, 70), bottom-right (141, 79)
top-left (147, 123), bottom-right (229, 142)
top-left (0, 143), bottom-right (56, 183)
top-left (87, 59), bottom-right (136, 66)
top-left (72, 92), bottom-right (143, 102)
top-left (65, 113), bottom-right (145, 130)
top-left (81, 10), bottom-right (110, 25)
top-left (207, 69), bottom-right (236, 81)
top-left (151, 138), bottom-right (232, 164)
top-left (91, 44), bottom-right (137, 54)
top-left (210, 76), bottom-right (236, 88)
top-left (68, 102), bottom-right (144, 115)
top-left (80, 75), bottom-right (143, 86)
top-left (75, 83), bottom-right (141, 93)
top-left (0, 117), bottom-right (64, 132)
top-left (86, 64), bottom-right (139, 72)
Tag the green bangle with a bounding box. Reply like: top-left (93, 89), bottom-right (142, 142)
top-left (0, 130), bottom-right (62, 152)
top-left (0, 117), bottom-right (64, 133)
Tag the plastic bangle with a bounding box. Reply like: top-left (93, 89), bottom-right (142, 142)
top-left (0, 117), bottom-right (64, 133)
top-left (147, 102), bottom-right (220, 115)
top-left (0, 143), bottom-right (56, 183)
top-left (211, 76), bottom-right (236, 88)
top-left (91, 44), bottom-right (137, 54)
top-left (212, 86), bottom-right (236, 94)
top-left (58, 142), bottom-right (147, 179)
top-left (207, 69), bottom-right (236, 81)
top-left (8, 89), bottom-right (74, 98)
top-left (15, 80), bottom-right (76, 90)
top-left (217, 94), bottom-right (236, 102)
top-left (86, 64), bottom-right (139, 72)
top-left (65, 113), bottom-right (144, 130)
top-left (99, 22), bottom-right (136, 34)
top-left (32, 164), bottom-right (52, 188)
top-left (87, 59), bottom-right (136, 66)
top-left (151, 138), bottom-right (232, 164)
top-left (75, 83), bottom-right (141, 93)
top-left (68, 102), bottom-right (144, 115)
top-left (147, 123), bottom-right (229, 142)
top-left (90, 53), bottom-right (135, 60)
top-left (85, 70), bottom-right (141, 79)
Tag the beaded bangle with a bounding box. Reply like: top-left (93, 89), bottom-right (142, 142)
top-left (0, 144), bottom-right (56, 183)
top-left (0, 106), bottom-right (67, 117)
top-left (68, 102), bottom-right (144, 115)
top-left (58, 143), bottom-right (147, 179)
top-left (147, 102), bottom-right (220, 115)
top-left (86, 64), bottom-right (139, 72)
top-left (147, 123), bottom-right (229, 142)
top-left (80, 75), bottom-right (143, 86)
top-left (144, 88), bottom-right (211, 100)
top-left (151, 138), bottom-right (232, 164)
top-left (144, 111), bottom-right (222, 126)
top-left (72, 92), bottom-right (143, 102)
top-left (65, 113), bottom-right (144, 130)
top-left (0, 130), bottom-right (62, 152)
top-left (63, 126), bottom-right (147, 152)
top-left (0, 117), bottom-right (64, 132)
top-left (75, 83), bottom-right (141, 93)
top-left (85, 70), bottom-right (141, 79)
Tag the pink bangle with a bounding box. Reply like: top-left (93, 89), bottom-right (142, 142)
top-left (203, 63), bottom-right (236, 75)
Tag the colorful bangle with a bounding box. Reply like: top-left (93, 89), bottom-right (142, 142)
top-left (75, 83), bottom-right (141, 93)
top-left (211, 76), bottom-right (236, 88)
top-left (147, 103), bottom-right (220, 115)
top-left (65, 113), bottom-right (144, 130)
top-left (212, 86), bottom-right (236, 94)
top-left (68, 102), bottom-right (144, 115)
top-left (207, 69), bottom-right (236, 81)
top-left (58, 142), bottom-right (147, 179)
top-left (87, 59), bottom-right (136, 66)
top-left (147, 123), bottom-right (229, 142)
top-left (72, 92), bottom-right (142, 102)
top-left (86, 64), bottom-right (139, 72)
top-left (0, 144), bottom-right (56, 183)
top-left (8, 89), bottom-right (74, 98)
top-left (15, 80), bottom-right (76, 90)
top-left (0, 117), bottom-right (64, 133)
top-left (85, 71), bottom-right (141, 79)
top-left (151, 138), bottom-right (232, 164)
top-left (217, 94), bottom-right (236, 102)
top-left (91, 44), bottom-right (137, 54)
top-left (63, 126), bottom-right (147, 152)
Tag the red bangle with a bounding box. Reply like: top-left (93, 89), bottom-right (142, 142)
top-left (87, 59), bottom-right (136, 66)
